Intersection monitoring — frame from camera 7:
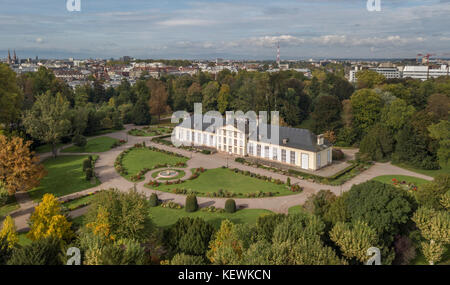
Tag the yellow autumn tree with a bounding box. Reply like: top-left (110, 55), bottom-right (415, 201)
top-left (206, 219), bottom-right (243, 265)
top-left (85, 205), bottom-right (115, 241)
top-left (330, 220), bottom-right (379, 263)
top-left (0, 135), bottom-right (46, 195)
top-left (27, 193), bottom-right (73, 242)
top-left (0, 215), bottom-right (18, 248)
top-left (413, 207), bottom-right (450, 265)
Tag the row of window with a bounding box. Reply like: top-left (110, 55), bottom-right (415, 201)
top-left (248, 143), bottom-right (296, 164)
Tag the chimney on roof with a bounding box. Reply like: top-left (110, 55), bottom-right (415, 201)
top-left (317, 134), bottom-right (324, 145)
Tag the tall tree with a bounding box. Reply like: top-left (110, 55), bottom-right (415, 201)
top-left (186, 82), bottom-right (203, 112)
top-left (350, 89), bottom-right (383, 139)
top-left (311, 95), bottom-right (342, 133)
top-left (0, 135), bottom-right (46, 195)
top-left (149, 82), bottom-right (170, 122)
top-left (202, 81), bottom-right (220, 112)
top-left (22, 92), bottom-right (71, 157)
top-left (355, 70), bottom-right (385, 89)
top-left (0, 63), bottom-right (23, 128)
top-left (412, 207), bottom-right (450, 265)
top-left (428, 120), bottom-right (450, 168)
top-left (330, 220), bottom-right (379, 263)
top-left (207, 220), bottom-right (243, 265)
top-left (28, 194), bottom-right (73, 242)
top-left (0, 216), bottom-right (18, 249)
top-left (217, 83), bottom-right (231, 114)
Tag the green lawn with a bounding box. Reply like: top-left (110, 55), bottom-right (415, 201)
top-left (18, 232), bottom-right (32, 246)
top-left (121, 148), bottom-right (188, 180)
top-left (151, 167), bottom-right (292, 197)
top-left (87, 127), bottom-right (124, 137)
top-left (28, 155), bottom-right (100, 202)
top-left (393, 162), bottom-right (449, 178)
top-left (372, 175), bottom-right (430, 186)
top-left (61, 136), bottom-right (119, 153)
top-left (35, 143), bottom-right (64, 154)
top-left (151, 169), bottom-right (186, 180)
top-left (62, 194), bottom-right (96, 211)
top-left (0, 195), bottom-right (19, 220)
top-left (288, 205), bottom-right (304, 215)
top-left (149, 206), bottom-right (273, 228)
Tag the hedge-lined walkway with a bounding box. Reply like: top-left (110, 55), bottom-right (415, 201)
top-left (7, 124), bottom-right (434, 232)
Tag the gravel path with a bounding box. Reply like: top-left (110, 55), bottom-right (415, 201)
top-left (7, 124), bottom-right (434, 232)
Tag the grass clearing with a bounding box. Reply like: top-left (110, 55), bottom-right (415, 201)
top-left (18, 232), bottom-right (32, 246)
top-left (288, 205), bottom-right (304, 215)
top-left (0, 195), bottom-right (19, 220)
top-left (121, 148), bottom-right (188, 180)
top-left (152, 167), bottom-right (293, 197)
top-left (62, 195), bottom-right (96, 211)
top-left (393, 162), bottom-right (449, 178)
top-left (35, 143), bottom-right (64, 154)
top-left (149, 206), bottom-right (272, 228)
top-left (62, 136), bottom-right (119, 153)
top-left (28, 155), bottom-right (100, 202)
top-left (372, 175), bottom-right (429, 186)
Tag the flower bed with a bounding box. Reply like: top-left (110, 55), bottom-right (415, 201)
top-left (200, 206), bottom-right (225, 213)
top-left (151, 135), bottom-right (215, 155)
top-left (61, 190), bottom-right (102, 212)
top-left (391, 178), bottom-right (418, 192)
top-left (235, 157), bottom-right (371, 186)
top-left (161, 201), bottom-right (183, 209)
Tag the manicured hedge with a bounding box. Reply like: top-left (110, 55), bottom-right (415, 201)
top-left (185, 194), bottom-right (198, 212)
top-left (225, 199), bottom-right (236, 213)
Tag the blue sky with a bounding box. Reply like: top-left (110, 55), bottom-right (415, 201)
top-left (2, 0), bottom-right (450, 59)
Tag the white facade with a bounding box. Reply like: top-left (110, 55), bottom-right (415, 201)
top-left (369, 67), bottom-right (401, 79)
top-left (174, 123), bottom-right (332, 171)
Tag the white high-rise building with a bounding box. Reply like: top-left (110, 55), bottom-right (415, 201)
top-left (402, 65), bottom-right (449, 80)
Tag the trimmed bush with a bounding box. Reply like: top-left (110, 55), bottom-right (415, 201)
top-left (149, 193), bottom-right (159, 207)
top-left (185, 194), bottom-right (198, 212)
top-left (82, 158), bottom-right (92, 172)
top-left (332, 148), bottom-right (345, 161)
top-left (85, 168), bottom-right (94, 181)
top-left (286, 177), bottom-right (291, 187)
top-left (224, 199), bottom-right (236, 213)
top-left (72, 134), bottom-right (87, 147)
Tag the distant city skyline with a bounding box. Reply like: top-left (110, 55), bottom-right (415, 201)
top-left (2, 0), bottom-right (450, 60)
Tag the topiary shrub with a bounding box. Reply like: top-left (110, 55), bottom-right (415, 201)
top-left (286, 177), bottom-right (291, 187)
top-left (72, 134), bottom-right (87, 147)
top-left (224, 199), bottom-right (236, 213)
top-left (149, 193), bottom-right (159, 207)
top-left (82, 159), bottom-right (92, 172)
top-left (85, 168), bottom-right (94, 181)
top-left (185, 194), bottom-right (198, 212)
top-left (332, 148), bottom-right (345, 161)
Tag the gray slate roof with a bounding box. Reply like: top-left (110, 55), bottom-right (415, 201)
top-left (177, 115), bottom-right (331, 152)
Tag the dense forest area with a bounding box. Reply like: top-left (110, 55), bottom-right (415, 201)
top-left (0, 62), bottom-right (449, 265)
top-left (1, 63), bottom-right (448, 171)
